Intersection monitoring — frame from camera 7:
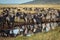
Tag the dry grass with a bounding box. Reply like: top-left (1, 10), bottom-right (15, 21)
top-left (0, 4), bottom-right (60, 9)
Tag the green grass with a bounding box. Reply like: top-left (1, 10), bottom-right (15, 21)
top-left (14, 27), bottom-right (60, 40)
top-left (0, 27), bottom-right (60, 40)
